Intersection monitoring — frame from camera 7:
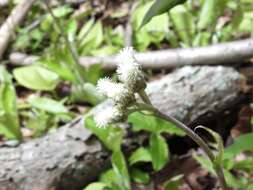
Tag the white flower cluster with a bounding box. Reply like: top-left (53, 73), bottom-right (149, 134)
top-left (94, 47), bottom-right (145, 128)
top-left (94, 105), bottom-right (123, 128)
top-left (117, 47), bottom-right (145, 91)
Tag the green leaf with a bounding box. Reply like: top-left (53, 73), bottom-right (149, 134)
top-left (224, 133), bottom-right (253, 160)
top-left (232, 158), bottom-right (253, 172)
top-left (247, 182), bottom-right (253, 190)
top-left (193, 32), bottom-right (211, 47)
top-left (84, 64), bottom-right (102, 84)
top-left (193, 153), bottom-right (215, 174)
top-left (141, 0), bottom-right (187, 27)
top-left (197, 0), bottom-right (227, 30)
top-left (164, 174), bottom-right (183, 190)
top-left (84, 182), bottom-right (108, 190)
top-left (79, 21), bottom-right (103, 55)
top-left (26, 110), bottom-right (52, 137)
top-left (130, 168), bottom-right (150, 184)
top-left (85, 116), bottom-right (123, 151)
top-left (28, 96), bottom-right (68, 114)
top-left (132, 2), bottom-right (169, 50)
top-left (78, 19), bottom-right (94, 41)
top-left (41, 5), bottom-right (73, 31)
top-left (0, 66), bottom-right (22, 140)
top-left (13, 65), bottom-right (60, 91)
top-left (99, 169), bottom-right (122, 190)
top-left (71, 83), bottom-right (104, 105)
top-left (128, 112), bottom-right (185, 136)
top-left (194, 126), bottom-right (224, 165)
top-left (169, 5), bottom-right (195, 46)
top-left (111, 150), bottom-right (131, 190)
top-left (129, 147), bottom-right (152, 166)
top-left (149, 133), bottom-right (169, 171)
top-left (66, 19), bottom-right (78, 42)
top-left (39, 47), bottom-right (77, 83)
top-left (223, 169), bottom-right (246, 189)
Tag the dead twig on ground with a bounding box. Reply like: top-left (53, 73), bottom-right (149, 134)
top-left (0, 0), bottom-right (36, 60)
top-left (10, 39), bottom-right (253, 69)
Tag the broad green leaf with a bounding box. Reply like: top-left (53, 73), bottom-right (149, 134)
top-left (149, 133), bottom-right (169, 171)
top-left (164, 175), bottom-right (183, 190)
top-left (128, 112), bottom-right (185, 136)
top-left (83, 64), bottom-right (102, 84)
top-left (38, 57), bottom-right (75, 83)
top-left (130, 168), bottom-right (150, 184)
top-left (232, 158), bottom-right (253, 172)
top-left (90, 45), bottom-right (120, 56)
top-left (129, 147), bottom-right (152, 166)
top-left (111, 150), bottom-right (131, 190)
top-left (141, 0), bottom-right (187, 27)
top-left (169, 5), bottom-right (195, 46)
top-left (79, 21), bottom-right (103, 55)
top-left (99, 169), bottom-right (117, 184)
top-left (0, 66), bottom-right (22, 140)
top-left (41, 5), bottom-right (73, 31)
top-left (42, 44), bottom-right (86, 84)
top-left (223, 169), bottom-right (246, 189)
top-left (197, 0), bottom-right (227, 30)
top-left (193, 153), bottom-right (215, 174)
top-left (28, 96), bottom-right (68, 114)
top-left (239, 12), bottom-right (253, 36)
top-left (84, 182), bottom-right (107, 190)
top-left (13, 65), bottom-right (60, 91)
top-left (26, 110), bottom-right (53, 137)
top-left (193, 32), bottom-right (211, 47)
top-left (85, 116), bottom-right (123, 151)
top-left (0, 122), bottom-right (19, 140)
top-left (52, 5), bottom-right (73, 18)
top-left (99, 169), bottom-right (122, 190)
top-left (224, 133), bottom-right (253, 159)
top-left (230, 3), bottom-right (244, 30)
top-left (78, 19), bottom-right (95, 41)
top-left (71, 83), bottom-right (104, 105)
top-left (132, 2), bottom-right (169, 51)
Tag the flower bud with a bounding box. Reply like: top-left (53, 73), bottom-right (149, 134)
top-left (117, 47), bottom-right (145, 92)
top-left (94, 105), bottom-right (124, 128)
top-left (97, 78), bottom-right (135, 105)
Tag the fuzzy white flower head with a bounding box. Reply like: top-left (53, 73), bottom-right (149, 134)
top-left (117, 47), bottom-right (143, 87)
top-left (94, 105), bottom-right (123, 128)
top-left (97, 78), bottom-right (130, 102)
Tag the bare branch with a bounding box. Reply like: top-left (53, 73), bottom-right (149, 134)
top-left (78, 39), bottom-right (253, 69)
top-left (10, 39), bottom-right (253, 69)
top-left (0, 0), bottom-right (36, 59)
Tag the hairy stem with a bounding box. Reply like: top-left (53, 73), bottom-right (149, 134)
top-left (153, 108), bottom-right (228, 190)
top-left (138, 91), bottom-right (228, 190)
top-left (138, 89), bottom-right (152, 105)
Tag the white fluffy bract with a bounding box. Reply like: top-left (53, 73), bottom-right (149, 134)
top-left (94, 106), bottom-right (122, 128)
top-left (117, 47), bottom-right (142, 85)
top-left (97, 78), bottom-right (128, 101)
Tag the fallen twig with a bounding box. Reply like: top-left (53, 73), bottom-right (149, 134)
top-left (0, 0), bottom-right (36, 59)
top-left (9, 39), bottom-right (253, 69)
top-left (78, 38), bottom-right (253, 69)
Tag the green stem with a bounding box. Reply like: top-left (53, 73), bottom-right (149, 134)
top-left (138, 89), bottom-right (152, 105)
top-left (153, 108), bottom-right (228, 190)
top-left (44, 3), bottom-right (84, 84)
top-left (137, 92), bottom-right (228, 190)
